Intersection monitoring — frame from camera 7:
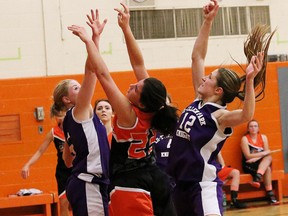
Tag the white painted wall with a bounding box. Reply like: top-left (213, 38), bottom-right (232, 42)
top-left (0, 0), bottom-right (287, 79)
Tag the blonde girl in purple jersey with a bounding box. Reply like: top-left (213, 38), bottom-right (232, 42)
top-left (55, 9), bottom-right (110, 216)
top-left (167, 0), bottom-right (275, 215)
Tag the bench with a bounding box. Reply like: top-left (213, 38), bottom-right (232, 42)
top-left (223, 170), bottom-right (284, 203)
top-left (0, 192), bottom-right (60, 216)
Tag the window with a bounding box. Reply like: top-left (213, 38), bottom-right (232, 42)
top-left (175, 8), bottom-right (202, 38)
top-left (130, 6), bottom-right (270, 40)
top-left (131, 10), bottom-right (175, 39)
top-left (249, 6), bottom-right (271, 31)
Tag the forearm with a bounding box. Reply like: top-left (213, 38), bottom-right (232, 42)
top-left (192, 19), bottom-right (213, 61)
top-left (246, 151), bottom-right (268, 160)
top-left (122, 26), bottom-right (144, 65)
top-left (241, 79), bottom-right (255, 122)
top-left (85, 40), bottom-right (109, 79)
top-left (24, 152), bottom-right (42, 167)
top-left (191, 19), bottom-right (214, 92)
top-left (92, 35), bottom-right (100, 50)
top-left (122, 26), bottom-right (148, 80)
top-left (88, 28), bottom-right (101, 72)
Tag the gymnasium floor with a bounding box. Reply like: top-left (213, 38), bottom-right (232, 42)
top-left (224, 198), bottom-right (288, 215)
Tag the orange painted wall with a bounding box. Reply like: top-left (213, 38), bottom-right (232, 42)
top-left (0, 62), bottom-right (287, 197)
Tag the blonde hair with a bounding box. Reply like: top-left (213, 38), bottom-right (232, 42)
top-left (51, 79), bottom-right (73, 116)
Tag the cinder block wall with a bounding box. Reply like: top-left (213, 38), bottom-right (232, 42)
top-left (0, 62), bottom-right (287, 197)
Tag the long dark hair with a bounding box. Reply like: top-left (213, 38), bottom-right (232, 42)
top-left (140, 77), bottom-right (179, 135)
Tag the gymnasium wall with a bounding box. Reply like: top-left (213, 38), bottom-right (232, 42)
top-left (0, 62), bottom-right (287, 197)
top-left (1, 0), bottom-right (287, 79)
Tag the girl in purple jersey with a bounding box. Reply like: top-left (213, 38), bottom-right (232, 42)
top-left (53, 10), bottom-right (110, 216)
top-left (167, 0), bottom-right (275, 215)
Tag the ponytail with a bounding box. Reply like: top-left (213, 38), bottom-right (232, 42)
top-left (50, 103), bottom-right (62, 118)
top-left (240, 24), bottom-right (276, 101)
top-left (151, 105), bottom-right (179, 136)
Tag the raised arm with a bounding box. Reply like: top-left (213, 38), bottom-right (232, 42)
top-left (72, 10), bottom-right (107, 122)
top-left (238, 53), bottom-right (264, 120)
top-left (191, 0), bottom-right (219, 97)
top-left (114, 3), bottom-right (149, 81)
top-left (68, 22), bottom-right (136, 127)
top-left (21, 130), bottom-right (53, 179)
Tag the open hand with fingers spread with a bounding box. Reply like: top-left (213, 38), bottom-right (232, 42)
top-left (86, 9), bottom-right (107, 43)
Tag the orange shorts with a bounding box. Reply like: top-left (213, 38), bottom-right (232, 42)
top-left (109, 186), bottom-right (154, 216)
top-left (218, 166), bottom-right (233, 182)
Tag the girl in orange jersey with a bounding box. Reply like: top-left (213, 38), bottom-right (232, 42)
top-left (67, 3), bottom-right (178, 215)
top-left (21, 108), bottom-right (72, 216)
top-left (241, 119), bottom-right (279, 205)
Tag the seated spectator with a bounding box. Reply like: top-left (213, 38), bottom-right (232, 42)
top-left (240, 119), bottom-right (279, 205)
top-left (21, 108), bottom-right (72, 216)
top-left (217, 152), bottom-right (247, 209)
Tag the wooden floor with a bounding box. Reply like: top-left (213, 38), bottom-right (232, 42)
top-left (224, 199), bottom-right (288, 216)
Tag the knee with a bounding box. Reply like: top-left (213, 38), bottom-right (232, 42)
top-left (265, 155), bottom-right (273, 163)
top-left (230, 169), bottom-right (240, 179)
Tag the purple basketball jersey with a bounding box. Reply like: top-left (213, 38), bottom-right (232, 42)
top-left (167, 99), bottom-right (232, 183)
top-left (63, 107), bottom-right (110, 184)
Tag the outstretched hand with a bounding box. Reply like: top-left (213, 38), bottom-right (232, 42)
top-left (67, 25), bottom-right (90, 43)
top-left (86, 9), bottom-right (107, 39)
top-left (246, 51), bottom-right (264, 79)
top-left (114, 3), bottom-right (130, 30)
top-left (203, 0), bottom-right (219, 21)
